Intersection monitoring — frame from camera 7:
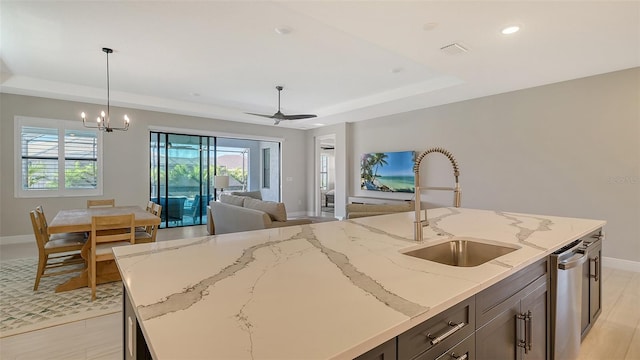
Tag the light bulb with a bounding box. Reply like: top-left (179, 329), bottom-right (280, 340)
top-left (81, 112), bottom-right (86, 119)
top-left (124, 115), bottom-right (130, 123)
top-left (97, 117), bottom-right (101, 123)
top-left (101, 111), bottom-right (106, 117)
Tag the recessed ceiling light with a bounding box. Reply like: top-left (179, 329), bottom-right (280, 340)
top-left (501, 26), bottom-right (520, 35)
top-left (391, 67), bottom-right (404, 74)
top-left (275, 27), bottom-right (292, 35)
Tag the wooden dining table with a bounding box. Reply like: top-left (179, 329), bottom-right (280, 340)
top-left (48, 205), bottom-right (161, 292)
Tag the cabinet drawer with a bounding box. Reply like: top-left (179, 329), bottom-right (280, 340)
top-left (433, 334), bottom-right (475, 360)
top-left (476, 258), bottom-right (547, 328)
top-left (398, 297), bottom-right (475, 360)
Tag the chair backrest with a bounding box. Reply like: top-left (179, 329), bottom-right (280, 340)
top-left (35, 205), bottom-right (49, 233)
top-left (141, 203), bottom-right (162, 234)
top-left (189, 195), bottom-right (202, 218)
top-left (142, 203), bottom-right (162, 242)
top-left (151, 203), bottom-right (162, 218)
top-left (145, 200), bottom-right (154, 212)
top-left (166, 197), bottom-right (186, 221)
top-left (87, 199), bottom-right (115, 208)
top-left (29, 210), bottom-right (48, 251)
top-left (91, 214), bottom-right (135, 248)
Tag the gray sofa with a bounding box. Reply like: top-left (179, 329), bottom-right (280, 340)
top-left (207, 194), bottom-right (311, 235)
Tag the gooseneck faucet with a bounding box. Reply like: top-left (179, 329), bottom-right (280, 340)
top-left (413, 147), bottom-right (461, 242)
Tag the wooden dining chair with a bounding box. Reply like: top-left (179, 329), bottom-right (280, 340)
top-left (87, 199), bottom-right (115, 208)
top-left (30, 207), bottom-right (86, 291)
top-left (135, 203), bottom-right (162, 244)
top-left (89, 213), bottom-right (135, 301)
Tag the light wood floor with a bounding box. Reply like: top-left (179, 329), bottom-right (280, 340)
top-left (1, 226), bottom-right (638, 359)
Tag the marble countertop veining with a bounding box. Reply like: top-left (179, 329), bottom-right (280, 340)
top-left (113, 207), bottom-right (605, 360)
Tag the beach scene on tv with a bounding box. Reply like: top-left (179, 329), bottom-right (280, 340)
top-left (360, 151), bottom-right (416, 193)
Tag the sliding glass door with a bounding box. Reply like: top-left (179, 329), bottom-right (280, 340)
top-left (150, 131), bottom-right (280, 228)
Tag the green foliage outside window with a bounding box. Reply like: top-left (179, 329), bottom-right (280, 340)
top-left (65, 161), bottom-right (97, 188)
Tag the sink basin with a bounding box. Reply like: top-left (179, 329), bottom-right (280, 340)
top-left (403, 238), bottom-right (518, 267)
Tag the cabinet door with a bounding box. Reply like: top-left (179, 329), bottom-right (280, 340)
top-left (581, 256), bottom-right (591, 335)
top-left (589, 241), bottom-right (602, 322)
top-left (520, 281), bottom-right (549, 360)
top-left (581, 239), bottom-right (603, 338)
top-left (475, 298), bottom-right (520, 360)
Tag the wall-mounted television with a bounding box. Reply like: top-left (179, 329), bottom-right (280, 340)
top-left (360, 151), bottom-right (416, 193)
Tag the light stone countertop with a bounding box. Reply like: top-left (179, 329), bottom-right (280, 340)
top-left (113, 207), bottom-right (605, 360)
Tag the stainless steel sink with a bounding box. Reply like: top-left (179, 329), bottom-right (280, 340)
top-left (403, 238), bottom-right (518, 267)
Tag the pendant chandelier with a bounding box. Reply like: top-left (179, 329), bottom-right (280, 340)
top-left (81, 47), bottom-right (130, 132)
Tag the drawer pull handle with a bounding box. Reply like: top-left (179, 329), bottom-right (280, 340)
top-left (591, 256), bottom-right (600, 282)
top-left (427, 321), bottom-right (466, 345)
top-left (450, 352), bottom-right (468, 360)
top-left (517, 311), bottom-right (533, 353)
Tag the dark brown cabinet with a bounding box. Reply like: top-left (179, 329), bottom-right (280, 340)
top-left (475, 258), bottom-right (549, 360)
top-left (354, 338), bottom-right (397, 360)
top-left (398, 297), bottom-right (475, 360)
top-left (581, 233), bottom-right (603, 339)
top-left (433, 334), bottom-right (475, 360)
top-left (123, 286), bottom-right (152, 360)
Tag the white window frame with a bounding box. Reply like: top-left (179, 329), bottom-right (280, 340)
top-left (14, 116), bottom-right (104, 198)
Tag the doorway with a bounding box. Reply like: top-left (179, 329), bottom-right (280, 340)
top-left (315, 134), bottom-right (336, 217)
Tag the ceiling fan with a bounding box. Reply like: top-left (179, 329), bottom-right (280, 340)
top-left (246, 86), bottom-right (317, 125)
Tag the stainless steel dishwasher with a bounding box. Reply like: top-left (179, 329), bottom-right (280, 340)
top-left (549, 239), bottom-right (588, 360)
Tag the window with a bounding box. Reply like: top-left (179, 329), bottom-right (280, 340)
top-left (262, 148), bottom-right (270, 189)
top-left (150, 131), bottom-right (280, 228)
top-left (320, 154), bottom-right (328, 190)
top-left (15, 116), bottom-right (102, 198)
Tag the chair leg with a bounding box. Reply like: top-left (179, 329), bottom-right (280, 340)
top-left (89, 256), bottom-right (97, 301)
top-left (33, 253), bottom-right (47, 291)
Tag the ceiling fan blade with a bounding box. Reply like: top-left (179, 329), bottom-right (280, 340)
top-left (281, 114), bottom-right (318, 120)
top-left (246, 86), bottom-right (316, 125)
top-left (245, 112), bottom-right (275, 119)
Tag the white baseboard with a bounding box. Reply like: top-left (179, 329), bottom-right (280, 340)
top-left (0, 234), bottom-right (33, 246)
top-left (602, 256), bottom-right (640, 273)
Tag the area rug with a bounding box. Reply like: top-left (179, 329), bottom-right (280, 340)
top-left (0, 257), bottom-right (122, 338)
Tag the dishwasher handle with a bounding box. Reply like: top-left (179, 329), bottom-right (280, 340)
top-left (558, 251), bottom-right (588, 270)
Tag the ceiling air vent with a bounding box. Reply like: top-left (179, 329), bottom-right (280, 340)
top-left (440, 43), bottom-right (468, 55)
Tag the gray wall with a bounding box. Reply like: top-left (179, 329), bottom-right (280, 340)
top-left (347, 68), bottom-right (639, 262)
top-left (0, 94), bottom-right (308, 237)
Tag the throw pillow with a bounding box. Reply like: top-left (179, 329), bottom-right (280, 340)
top-left (219, 194), bottom-right (246, 207)
top-left (243, 198), bottom-right (287, 222)
top-left (230, 190), bottom-right (263, 200)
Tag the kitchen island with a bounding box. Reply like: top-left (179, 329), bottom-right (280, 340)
top-left (113, 207), bottom-right (604, 359)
